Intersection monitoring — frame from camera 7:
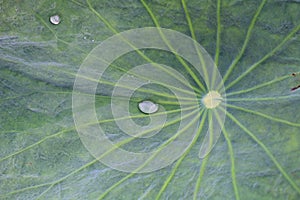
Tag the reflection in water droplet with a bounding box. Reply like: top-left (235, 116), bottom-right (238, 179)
top-left (49, 15), bottom-right (60, 25)
top-left (138, 100), bottom-right (159, 114)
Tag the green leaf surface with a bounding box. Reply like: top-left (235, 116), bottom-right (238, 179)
top-left (1, 0), bottom-right (300, 199)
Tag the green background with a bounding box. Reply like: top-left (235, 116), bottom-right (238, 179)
top-left (0, 0), bottom-right (300, 199)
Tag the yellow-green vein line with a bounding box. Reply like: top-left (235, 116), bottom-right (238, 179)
top-left (0, 182), bottom-right (53, 198)
top-left (226, 74), bottom-right (290, 97)
top-left (0, 92), bottom-right (35, 103)
top-left (0, 105), bottom-right (198, 163)
top-left (86, 0), bottom-right (117, 35)
top-left (57, 67), bottom-right (198, 102)
top-left (210, 0), bottom-right (222, 89)
top-left (223, 127), bottom-right (240, 200)
top-left (47, 90), bottom-right (200, 106)
top-left (36, 11), bottom-right (201, 99)
top-left (222, 0), bottom-right (267, 84)
top-left (46, 89), bottom-right (201, 106)
top-left (155, 110), bottom-right (207, 200)
top-left (193, 155), bottom-right (209, 200)
top-left (140, 0), bottom-right (206, 92)
top-left (194, 110), bottom-right (215, 200)
top-left (0, 128), bottom-right (74, 163)
top-left (70, 0), bottom-right (85, 8)
top-left (226, 95), bottom-right (297, 102)
top-left (35, 158), bottom-right (99, 199)
top-left (58, 62), bottom-right (201, 100)
top-left (3, 106), bottom-right (200, 198)
top-left (224, 109), bottom-right (300, 194)
top-left (0, 158), bottom-right (99, 198)
top-left (86, 0), bottom-right (201, 93)
top-left (0, 130), bottom-right (25, 135)
top-left (94, 108), bottom-right (201, 169)
top-left (214, 0), bottom-right (221, 67)
top-left (181, 0), bottom-right (210, 90)
top-left (98, 109), bottom-right (203, 199)
top-left (226, 103), bottom-right (300, 127)
top-left (35, 13), bottom-right (58, 39)
top-left (226, 23), bottom-right (300, 90)
top-left (214, 111), bottom-right (239, 200)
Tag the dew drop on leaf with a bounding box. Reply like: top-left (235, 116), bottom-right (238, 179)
top-left (49, 15), bottom-right (60, 25)
top-left (138, 100), bottom-right (159, 114)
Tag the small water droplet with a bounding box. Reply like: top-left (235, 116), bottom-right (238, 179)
top-left (50, 15), bottom-right (60, 25)
top-left (138, 100), bottom-right (158, 114)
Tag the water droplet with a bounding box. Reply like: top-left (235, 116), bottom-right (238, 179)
top-left (49, 15), bottom-right (60, 25)
top-left (138, 100), bottom-right (158, 114)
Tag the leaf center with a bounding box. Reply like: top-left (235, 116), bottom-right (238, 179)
top-left (202, 91), bottom-right (222, 109)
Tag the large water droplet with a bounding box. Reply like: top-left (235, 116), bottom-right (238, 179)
top-left (138, 100), bottom-right (159, 114)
